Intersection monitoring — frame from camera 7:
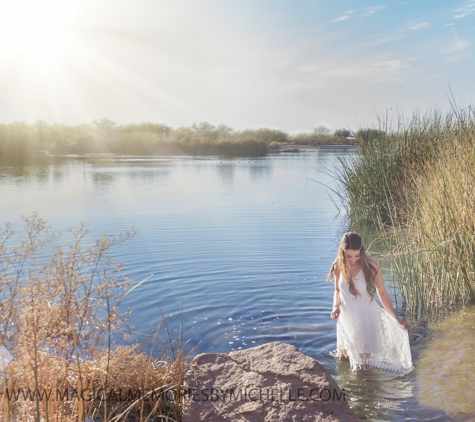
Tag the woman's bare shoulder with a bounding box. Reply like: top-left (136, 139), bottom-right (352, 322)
top-left (367, 259), bottom-right (380, 274)
top-left (333, 262), bottom-right (341, 274)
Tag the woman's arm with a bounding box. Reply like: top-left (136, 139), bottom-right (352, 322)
top-left (331, 265), bottom-right (341, 320)
top-left (373, 263), bottom-right (409, 329)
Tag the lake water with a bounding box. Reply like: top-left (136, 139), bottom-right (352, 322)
top-left (0, 150), bottom-right (470, 421)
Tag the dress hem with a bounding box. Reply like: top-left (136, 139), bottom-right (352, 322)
top-left (334, 348), bottom-right (414, 374)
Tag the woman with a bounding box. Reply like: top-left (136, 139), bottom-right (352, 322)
top-left (327, 232), bottom-right (413, 373)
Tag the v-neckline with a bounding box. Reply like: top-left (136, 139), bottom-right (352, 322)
top-left (350, 267), bottom-right (362, 279)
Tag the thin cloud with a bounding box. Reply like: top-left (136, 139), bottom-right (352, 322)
top-left (453, 0), bottom-right (475, 18)
top-left (446, 53), bottom-right (471, 62)
top-left (345, 10), bottom-right (356, 14)
top-left (299, 26), bottom-right (323, 33)
top-left (411, 22), bottom-right (429, 30)
top-left (298, 58), bottom-right (410, 87)
top-left (360, 5), bottom-right (386, 17)
top-left (443, 35), bottom-right (472, 61)
top-left (330, 15), bottom-right (350, 23)
top-left (365, 35), bottom-right (406, 46)
top-left (444, 36), bottom-right (471, 53)
top-left (372, 60), bottom-right (407, 71)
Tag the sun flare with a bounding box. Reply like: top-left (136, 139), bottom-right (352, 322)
top-left (0, 0), bottom-right (77, 63)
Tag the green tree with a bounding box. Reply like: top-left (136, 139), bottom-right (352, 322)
top-left (93, 118), bottom-right (117, 132)
top-left (313, 125), bottom-right (331, 136)
top-left (216, 124), bottom-right (234, 138)
top-left (334, 128), bottom-right (352, 139)
top-left (238, 128), bottom-right (288, 143)
top-left (192, 121), bottom-right (219, 141)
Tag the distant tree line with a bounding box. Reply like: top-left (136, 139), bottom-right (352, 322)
top-left (0, 119), bottom-right (364, 160)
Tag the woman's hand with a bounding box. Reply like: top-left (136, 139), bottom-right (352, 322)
top-left (331, 306), bottom-right (340, 320)
top-left (397, 317), bottom-right (409, 330)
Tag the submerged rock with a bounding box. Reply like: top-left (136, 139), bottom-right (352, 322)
top-left (183, 341), bottom-right (360, 421)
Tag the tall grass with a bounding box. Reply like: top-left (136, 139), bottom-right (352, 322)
top-left (337, 111), bottom-right (454, 224)
top-left (336, 107), bottom-right (475, 317)
top-left (0, 214), bottom-right (186, 421)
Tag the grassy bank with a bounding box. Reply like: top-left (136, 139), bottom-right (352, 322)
top-left (336, 109), bottom-right (475, 317)
top-left (0, 120), bottom-right (355, 160)
top-left (0, 214), bottom-right (185, 421)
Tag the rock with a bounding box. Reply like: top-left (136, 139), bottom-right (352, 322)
top-left (182, 342), bottom-right (360, 422)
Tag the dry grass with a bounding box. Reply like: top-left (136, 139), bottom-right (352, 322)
top-left (385, 119), bottom-right (475, 316)
top-left (336, 107), bottom-right (475, 317)
top-left (0, 213), bottom-right (186, 421)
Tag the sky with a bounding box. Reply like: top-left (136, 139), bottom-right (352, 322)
top-left (0, 0), bottom-right (474, 133)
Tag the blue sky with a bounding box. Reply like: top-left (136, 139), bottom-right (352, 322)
top-left (0, 0), bottom-right (474, 132)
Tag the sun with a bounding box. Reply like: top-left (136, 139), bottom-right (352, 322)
top-left (0, 0), bottom-right (77, 63)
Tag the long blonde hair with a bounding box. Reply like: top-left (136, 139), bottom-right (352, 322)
top-left (326, 232), bottom-right (376, 299)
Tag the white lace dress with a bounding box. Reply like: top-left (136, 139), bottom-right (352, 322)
top-left (336, 270), bottom-right (413, 373)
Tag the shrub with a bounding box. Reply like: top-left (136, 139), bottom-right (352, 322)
top-left (0, 214), bottom-right (185, 421)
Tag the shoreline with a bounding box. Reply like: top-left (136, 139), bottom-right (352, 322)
top-left (274, 144), bottom-right (358, 150)
top-left (22, 144), bottom-right (360, 160)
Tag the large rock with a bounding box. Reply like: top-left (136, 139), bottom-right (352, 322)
top-left (182, 342), bottom-right (360, 422)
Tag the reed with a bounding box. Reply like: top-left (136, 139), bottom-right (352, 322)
top-left (336, 107), bottom-right (475, 317)
top-left (337, 111), bottom-right (453, 224)
top-left (0, 213), bottom-right (186, 421)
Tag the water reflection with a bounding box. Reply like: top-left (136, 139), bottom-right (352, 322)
top-left (335, 362), bottom-right (414, 420)
top-left (326, 306), bottom-right (475, 421)
top-left (417, 305), bottom-right (475, 419)
top-left (127, 168), bottom-right (172, 183)
top-left (0, 164), bottom-right (50, 182)
top-left (92, 171), bottom-right (118, 184)
top-left (248, 159), bottom-right (272, 182)
top-left (216, 162), bottom-right (235, 185)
